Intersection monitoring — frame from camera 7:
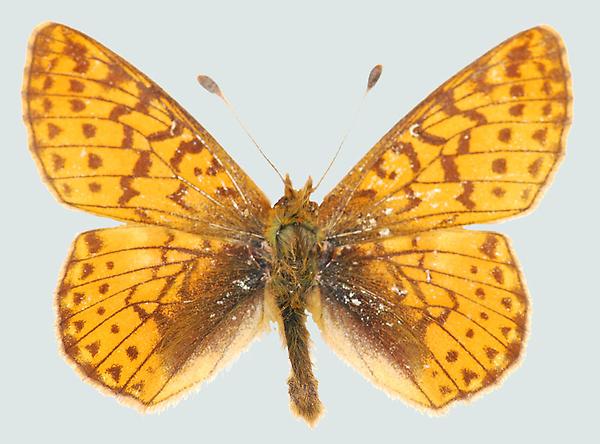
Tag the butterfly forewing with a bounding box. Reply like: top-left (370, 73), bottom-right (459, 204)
top-left (57, 225), bottom-right (266, 409)
top-left (24, 23), bottom-right (270, 242)
top-left (319, 26), bottom-right (571, 245)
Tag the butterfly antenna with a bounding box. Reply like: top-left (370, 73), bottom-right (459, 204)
top-left (313, 64), bottom-right (383, 191)
top-left (197, 74), bottom-right (286, 184)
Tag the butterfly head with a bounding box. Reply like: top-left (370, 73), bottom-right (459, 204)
top-left (277, 174), bottom-right (318, 219)
top-left (265, 174), bottom-right (320, 249)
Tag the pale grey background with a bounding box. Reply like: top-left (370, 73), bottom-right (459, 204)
top-left (2, 0), bottom-right (597, 442)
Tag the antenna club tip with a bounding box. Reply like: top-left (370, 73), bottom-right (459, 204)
top-left (197, 74), bottom-right (223, 96)
top-left (367, 64), bottom-right (383, 90)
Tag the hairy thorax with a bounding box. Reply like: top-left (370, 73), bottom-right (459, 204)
top-left (266, 178), bottom-right (321, 308)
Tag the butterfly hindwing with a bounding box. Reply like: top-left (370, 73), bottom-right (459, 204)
top-left (23, 23), bottom-right (270, 242)
top-left (319, 26), bottom-right (571, 245)
top-left (313, 229), bottom-right (527, 410)
top-left (57, 225), bottom-right (266, 409)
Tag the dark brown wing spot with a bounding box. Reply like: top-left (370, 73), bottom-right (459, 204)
top-left (440, 155), bottom-right (460, 182)
top-left (216, 186), bottom-right (236, 197)
top-left (501, 297), bottom-right (513, 310)
top-left (508, 44), bottom-right (531, 62)
top-left (169, 139), bottom-right (203, 172)
top-left (536, 62), bottom-right (547, 75)
top-left (510, 85), bottom-right (525, 97)
top-left (439, 385), bottom-right (453, 395)
top-left (97, 306), bottom-right (106, 315)
top-left (133, 151), bottom-right (152, 177)
top-left (88, 182), bottom-right (102, 192)
top-left (73, 320), bottom-right (85, 332)
top-left (542, 103), bottom-right (552, 116)
top-left (73, 292), bottom-right (85, 305)
top-left (87, 153), bottom-right (103, 169)
top-left (475, 288), bottom-right (485, 299)
top-left (355, 189), bottom-right (377, 199)
top-left (506, 342), bottom-right (522, 363)
top-left (42, 98), bottom-right (53, 112)
top-left (85, 341), bottom-right (100, 357)
top-left (371, 157), bottom-right (387, 178)
top-left (121, 126), bottom-right (133, 148)
top-left (498, 128), bottom-right (511, 143)
top-left (110, 324), bottom-right (120, 334)
top-left (456, 181), bottom-right (476, 209)
top-left (70, 99), bottom-right (86, 112)
top-left (466, 328), bottom-right (474, 338)
top-left (105, 63), bottom-right (130, 86)
top-left (84, 232), bottom-right (103, 254)
top-left (491, 266), bottom-right (504, 284)
top-left (491, 158), bottom-right (507, 174)
top-left (464, 109), bottom-right (487, 125)
top-left (64, 39), bottom-right (89, 73)
top-left (167, 184), bottom-right (192, 210)
top-left (509, 104), bottom-right (525, 116)
top-left (118, 177), bottom-right (140, 205)
top-left (108, 104), bottom-right (130, 121)
top-left (132, 305), bottom-right (149, 321)
top-left (461, 368), bottom-right (479, 386)
top-left (126, 346), bottom-right (139, 361)
top-left (470, 265), bottom-right (478, 274)
top-left (506, 64), bottom-right (521, 78)
top-left (82, 123), bottom-right (96, 138)
top-left (480, 235), bottom-right (498, 258)
top-left (130, 381), bottom-right (144, 392)
top-left (205, 158), bottom-right (223, 176)
top-left (532, 128), bottom-right (548, 145)
top-left (47, 123), bottom-right (62, 139)
top-left (106, 364), bottom-right (122, 383)
top-left (106, 261), bottom-right (114, 270)
top-left (81, 263), bottom-right (94, 279)
top-left (541, 81), bottom-right (552, 95)
top-left (485, 347), bottom-right (499, 360)
top-left (43, 76), bottom-right (53, 90)
top-left (69, 79), bottom-right (84, 92)
top-left (446, 350), bottom-right (458, 363)
top-left (396, 142), bottom-right (421, 172)
top-left (458, 131), bottom-right (471, 154)
top-left (492, 187), bottom-right (506, 197)
top-left (99, 283), bottom-right (109, 294)
top-left (528, 158), bottom-right (543, 178)
top-left (480, 311), bottom-right (489, 320)
top-left (61, 183), bottom-right (72, 196)
top-left (52, 154), bottom-right (66, 171)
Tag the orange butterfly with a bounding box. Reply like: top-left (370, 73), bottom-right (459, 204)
top-left (23, 23), bottom-right (571, 425)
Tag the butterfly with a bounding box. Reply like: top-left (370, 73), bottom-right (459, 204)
top-left (23, 23), bottom-right (571, 425)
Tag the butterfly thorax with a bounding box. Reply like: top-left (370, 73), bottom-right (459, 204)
top-left (265, 175), bottom-right (324, 424)
top-left (266, 175), bottom-right (321, 297)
